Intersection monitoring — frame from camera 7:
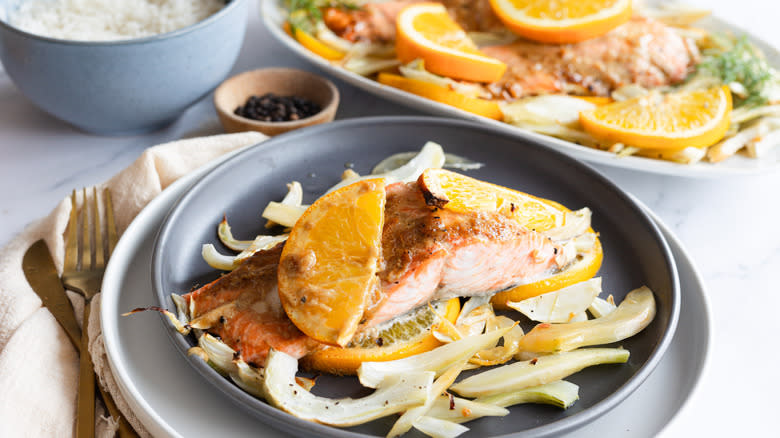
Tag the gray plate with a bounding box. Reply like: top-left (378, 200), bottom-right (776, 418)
top-left (151, 116), bottom-right (680, 438)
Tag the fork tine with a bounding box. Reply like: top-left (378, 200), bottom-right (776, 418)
top-left (80, 187), bottom-right (90, 270)
top-left (64, 190), bottom-right (79, 272)
top-left (104, 188), bottom-right (118, 258)
top-left (93, 187), bottom-right (105, 270)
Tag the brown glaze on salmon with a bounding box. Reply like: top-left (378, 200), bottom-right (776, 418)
top-left (482, 16), bottom-right (700, 98)
top-left (184, 243), bottom-right (317, 366)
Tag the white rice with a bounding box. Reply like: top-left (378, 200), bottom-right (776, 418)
top-left (8, 0), bottom-right (226, 41)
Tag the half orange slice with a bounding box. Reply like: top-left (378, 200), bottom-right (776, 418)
top-left (396, 2), bottom-right (506, 83)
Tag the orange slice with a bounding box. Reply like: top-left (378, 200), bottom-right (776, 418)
top-left (489, 0), bottom-right (632, 44)
top-left (417, 168), bottom-right (566, 232)
top-left (302, 298), bottom-right (461, 375)
top-left (396, 2), bottom-right (506, 83)
top-left (579, 86), bottom-right (732, 150)
top-left (285, 22), bottom-right (345, 60)
top-left (377, 73), bottom-right (503, 120)
top-left (491, 237), bottom-right (603, 308)
top-left (278, 179), bottom-right (385, 347)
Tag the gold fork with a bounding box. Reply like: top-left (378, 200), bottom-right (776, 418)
top-left (63, 188), bottom-right (135, 437)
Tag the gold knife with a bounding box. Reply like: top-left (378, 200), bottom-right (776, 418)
top-left (23, 239), bottom-right (138, 438)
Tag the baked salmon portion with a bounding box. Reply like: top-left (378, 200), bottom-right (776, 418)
top-left (482, 16), bottom-right (700, 98)
top-left (323, 0), bottom-right (501, 44)
top-left (365, 181), bottom-right (561, 326)
top-left (184, 182), bottom-right (565, 363)
top-left (183, 243), bottom-right (317, 366)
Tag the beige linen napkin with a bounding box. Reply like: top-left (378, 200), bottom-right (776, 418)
top-left (0, 131), bottom-right (267, 437)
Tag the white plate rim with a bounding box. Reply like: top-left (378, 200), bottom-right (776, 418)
top-left (259, 0), bottom-right (780, 178)
top-left (100, 151), bottom-right (713, 438)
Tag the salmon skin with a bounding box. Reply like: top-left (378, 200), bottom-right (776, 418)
top-left (183, 243), bottom-right (317, 367)
top-left (322, 0), bottom-right (698, 97)
top-left (185, 182), bottom-right (563, 365)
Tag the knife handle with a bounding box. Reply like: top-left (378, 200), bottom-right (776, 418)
top-left (76, 303), bottom-right (96, 438)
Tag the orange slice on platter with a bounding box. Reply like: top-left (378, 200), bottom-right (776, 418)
top-left (284, 22), bottom-right (345, 61)
top-left (377, 73), bottom-right (503, 120)
top-left (302, 298), bottom-right (461, 375)
top-left (396, 2), bottom-right (507, 83)
top-left (417, 168), bottom-right (602, 307)
top-left (278, 179), bottom-right (385, 347)
top-left (489, 0), bottom-right (632, 44)
top-left (579, 86), bottom-right (732, 150)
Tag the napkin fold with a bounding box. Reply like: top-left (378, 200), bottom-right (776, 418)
top-left (0, 131), bottom-right (267, 437)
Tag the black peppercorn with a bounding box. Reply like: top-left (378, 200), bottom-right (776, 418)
top-left (234, 93), bottom-right (321, 122)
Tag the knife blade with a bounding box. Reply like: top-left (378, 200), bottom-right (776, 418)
top-left (23, 239), bottom-right (82, 349)
top-left (23, 239), bottom-right (139, 437)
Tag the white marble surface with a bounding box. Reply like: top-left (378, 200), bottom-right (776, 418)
top-left (1, 0), bottom-right (778, 436)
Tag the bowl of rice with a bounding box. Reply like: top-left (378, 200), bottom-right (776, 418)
top-left (0, 0), bottom-right (248, 135)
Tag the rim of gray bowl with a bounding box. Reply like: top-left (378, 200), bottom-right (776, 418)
top-left (0, 0), bottom-right (245, 46)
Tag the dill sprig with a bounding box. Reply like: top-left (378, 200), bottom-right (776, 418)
top-left (699, 36), bottom-right (774, 108)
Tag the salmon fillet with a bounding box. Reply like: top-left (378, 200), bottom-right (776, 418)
top-left (184, 182), bottom-right (562, 364)
top-left (367, 181), bottom-right (560, 326)
top-left (482, 16), bottom-right (700, 98)
top-left (184, 243), bottom-right (317, 366)
top-left (322, 0), bottom-right (698, 96)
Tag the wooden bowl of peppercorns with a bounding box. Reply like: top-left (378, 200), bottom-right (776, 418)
top-left (214, 68), bottom-right (339, 136)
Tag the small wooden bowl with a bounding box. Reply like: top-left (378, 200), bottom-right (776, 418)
top-left (214, 68), bottom-right (339, 136)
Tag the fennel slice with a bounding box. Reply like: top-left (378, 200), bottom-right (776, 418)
top-left (516, 286), bottom-right (656, 353)
top-left (263, 349), bottom-right (433, 426)
top-left (357, 325), bottom-right (511, 388)
top-left (413, 416), bottom-right (470, 438)
top-left (474, 380), bottom-right (580, 409)
top-left (449, 348), bottom-right (629, 398)
top-left (426, 396), bottom-right (509, 424)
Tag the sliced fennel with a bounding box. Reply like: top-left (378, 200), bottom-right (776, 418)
top-left (516, 286), bottom-right (656, 353)
top-left (327, 141), bottom-right (445, 194)
top-left (588, 295), bottom-right (616, 318)
top-left (386, 359), bottom-right (468, 438)
top-left (202, 243), bottom-right (237, 270)
top-left (264, 181), bottom-right (304, 228)
top-left (261, 202), bottom-right (308, 228)
top-left (357, 325), bottom-right (511, 388)
top-left (474, 380), bottom-right (580, 409)
top-left (542, 208), bottom-right (592, 242)
top-left (450, 348), bottom-right (629, 398)
top-left (413, 416), bottom-right (470, 438)
top-left (371, 151), bottom-right (483, 175)
top-left (508, 278), bottom-right (602, 323)
top-left (202, 234), bottom-right (288, 271)
top-left (263, 349), bottom-right (433, 426)
top-left (426, 396), bottom-right (509, 424)
top-left (399, 59), bottom-right (487, 98)
top-left (218, 216), bottom-right (254, 251)
top-left (500, 95), bottom-right (596, 127)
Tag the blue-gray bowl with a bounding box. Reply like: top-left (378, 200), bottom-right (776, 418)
top-left (0, 0), bottom-right (248, 135)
